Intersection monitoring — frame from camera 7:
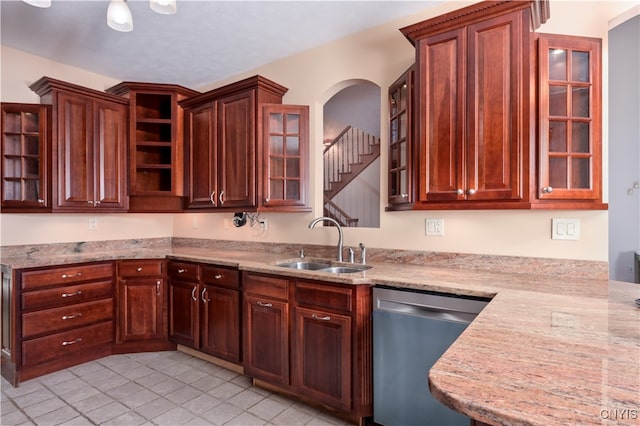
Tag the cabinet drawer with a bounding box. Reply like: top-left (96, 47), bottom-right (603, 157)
top-left (243, 273), bottom-right (288, 300)
top-left (118, 259), bottom-right (164, 277)
top-left (22, 298), bottom-right (113, 339)
top-left (202, 265), bottom-right (239, 289)
top-left (22, 280), bottom-right (113, 311)
top-left (168, 262), bottom-right (200, 282)
top-left (295, 281), bottom-right (353, 313)
top-left (22, 321), bottom-right (113, 367)
top-left (21, 263), bottom-right (114, 291)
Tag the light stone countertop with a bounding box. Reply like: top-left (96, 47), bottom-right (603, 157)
top-left (1, 242), bottom-right (638, 425)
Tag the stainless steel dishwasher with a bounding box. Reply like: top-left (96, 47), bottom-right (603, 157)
top-left (373, 286), bottom-right (489, 426)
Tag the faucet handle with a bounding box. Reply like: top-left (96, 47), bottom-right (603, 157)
top-left (359, 243), bottom-right (366, 264)
top-left (299, 248), bottom-right (305, 258)
top-left (347, 247), bottom-right (355, 263)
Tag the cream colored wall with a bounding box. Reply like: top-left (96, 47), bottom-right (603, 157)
top-left (3, 1), bottom-right (637, 260)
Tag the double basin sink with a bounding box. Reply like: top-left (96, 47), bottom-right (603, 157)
top-left (276, 259), bottom-right (372, 274)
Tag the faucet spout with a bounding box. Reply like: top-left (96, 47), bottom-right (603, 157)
top-left (308, 216), bottom-right (344, 262)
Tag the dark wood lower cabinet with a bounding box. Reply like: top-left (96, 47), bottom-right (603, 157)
top-left (201, 284), bottom-right (241, 363)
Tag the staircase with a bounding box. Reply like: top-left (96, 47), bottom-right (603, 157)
top-left (323, 125), bottom-right (380, 226)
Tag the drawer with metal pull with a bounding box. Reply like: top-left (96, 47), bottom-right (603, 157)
top-left (168, 261), bottom-right (200, 282)
top-left (21, 280), bottom-right (113, 311)
top-left (21, 263), bottom-right (114, 291)
top-left (202, 265), bottom-right (239, 289)
top-left (22, 298), bottom-right (113, 339)
top-left (118, 259), bottom-right (164, 277)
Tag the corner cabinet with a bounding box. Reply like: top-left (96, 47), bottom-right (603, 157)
top-left (29, 77), bottom-right (129, 212)
top-left (181, 75), bottom-right (310, 212)
top-left (1, 103), bottom-right (50, 211)
top-left (536, 33), bottom-right (604, 206)
top-left (106, 82), bottom-right (199, 212)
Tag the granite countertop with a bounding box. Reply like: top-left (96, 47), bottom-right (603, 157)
top-left (1, 242), bottom-right (638, 425)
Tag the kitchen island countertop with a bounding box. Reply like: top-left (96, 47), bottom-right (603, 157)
top-left (2, 243), bottom-right (638, 425)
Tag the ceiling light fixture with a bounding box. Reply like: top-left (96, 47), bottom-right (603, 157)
top-left (107, 0), bottom-right (133, 32)
top-left (22, 0), bottom-right (51, 8)
top-left (150, 0), bottom-right (177, 15)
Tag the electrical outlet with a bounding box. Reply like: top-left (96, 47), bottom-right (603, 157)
top-left (88, 218), bottom-right (98, 230)
top-left (260, 219), bottom-right (268, 231)
top-left (425, 218), bottom-right (444, 236)
top-left (552, 218), bottom-right (580, 240)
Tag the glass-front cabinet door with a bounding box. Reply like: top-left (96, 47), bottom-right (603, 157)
top-left (0, 103), bottom-right (50, 210)
top-left (261, 104), bottom-right (310, 211)
top-left (538, 34), bottom-right (602, 201)
top-left (388, 66), bottom-right (413, 207)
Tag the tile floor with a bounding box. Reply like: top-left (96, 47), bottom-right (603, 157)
top-left (1, 351), bottom-right (355, 426)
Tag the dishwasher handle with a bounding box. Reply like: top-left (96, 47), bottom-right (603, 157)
top-left (376, 299), bottom-right (480, 324)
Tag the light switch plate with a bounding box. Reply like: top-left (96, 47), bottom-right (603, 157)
top-left (425, 218), bottom-right (444, 236)
top-left (552, 218), bottom-right (580, 240)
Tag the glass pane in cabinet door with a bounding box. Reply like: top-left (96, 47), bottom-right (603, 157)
top-left (571, 51), bottom-right (590, 82)
top-left (390, 91), bottom-right (399, 116)
top-left (400, 113), bottom-right (407, 140)
top-left (390, 118), bottom-right (399, 143)
top-left (390, 145), bottom-right (399, 168)
top-left (571, 158), bottom-right (590, 188)
top-left (25, 135), bottom-right (40, 156)
top-left (25, 179), bottom-right (40, 200)
top-left (399, 84), bottom-right (407, 111)
top-left (400, 140), bottom-right (407, 166)
top-left (285, 180), bottom-right (300, 200)
top-left (3, 112), bottom-right (21, 133)
top-left (286, 159), bottom-right (300, 178)
top-left (270, 136), bottom-right (283, 155)
top-left (3, 180), bottom-right (20, 200)
top-left (549, 86), bottom-right (568, 116)
top-left (270, 180), bottom-right (284, 200)
top-left (24, 158), bottom-right (40, 179)
top-left (270, 158), bottom-right (284, 178)
top-left (3, 157), bottom-right (20, 177)
top-left (549, 157), bottom-right (568, 188)
top-left (549, 49), bottom-right (567, 80)
top-left (23, 112), bottom-right (39, 133)
top-left (400, 170), bottom-right (407, 195)
top-left (285, 136), bottom-right (299, 156)
top-left (4, 135), bottom-right (21, 155)
top-left (572, 122), bottom-right (590, 153)
top-left (286, 114), bottom-right (299, 133)
top-left (390, 172), bottom-right (398, 196)
top-left (572, 87), bottom-right (590, 117)
top-left (549, 121), bottom-right (567, 152)
top-left (269, 113), bottom-right (283, 133)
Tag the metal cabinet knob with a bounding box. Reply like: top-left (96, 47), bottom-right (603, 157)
top-left (467, 189), bottom-right (476, 196)
top-left (456, 189), bottom-right (464, 195)
top-left (542, 186), bottom-right (554, 193)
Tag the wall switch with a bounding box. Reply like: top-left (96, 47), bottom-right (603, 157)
top-left (552, 218), bottom-right (580, 240)
top-left (425, 218), bottom-right (444, 236)
top-left (88, 218), bottom-right (98, 230)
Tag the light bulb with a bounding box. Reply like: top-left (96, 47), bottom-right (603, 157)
top-left (150, 0), bottom-right (176, 15)
top-left (107, 0), bottom-right (133, 32)
top-left (23, 0), bottom-right (51, 7)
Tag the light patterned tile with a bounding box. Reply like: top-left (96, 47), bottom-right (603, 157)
top-left (1, 399), bottom-right (18, 414)
top-left (230, 375), bottom-right (252, 388)
top-left (59, 384), bottom-right (101, 404)
top-left (181, 393), bottom-right (221, 416)
top-left (134, 397), bottom-right (177, 420)
top-left (135, 371), bottom-right (172, 388)
top-left (92, 375), bottom-right (129, 392)
top-left (227, 389), bottom-right (265, 410)
top-left (105, 381), bottom-right (145, 400)
top-left (270, 406), bottom-right (314, 426)
top-left (119, 389), bottom-right (159, 410)
top-left (208, 382), bottom-right (243, 401)
top-left (152, 406), bottom-right (196, 426)
top-left (212, 368), bottom-right (239, 381)
top-left (1, 408), bottom-right (31, 425)
top-left (71, 392), bottom-right (115, 413)
top-left (22, 396), bottom-right (67, 419)
top-left (200, 401), bottom-right (242, 425)
top-left (44, 378), bottom-right (88, 396)
top-left (12, 388), bottom-right (56, 408)
top-left (32, 404), bottom-right (79, 425)
top-left (149, 377), bottom-right (185, 395)
top-left (164, 385), bottom-right (202, 405)
top-left (247, 397), bottom-right (289, 421)
top-left (85, 400), bottom-right (129, 424)
top-left (174, 367), bottom-right (210, 384)
top-left (224, 411), bottom-right (267, 426)
top-left (36, 370), bottom-right (77, 387)
top-left (101, 410), bottom-right (147, 426)
top-left (69, 360), bottom-right (107, 376)
top-left (1, 379), bottom-right (45, 398)
top-left (191, 375), bottom-right (226, 393)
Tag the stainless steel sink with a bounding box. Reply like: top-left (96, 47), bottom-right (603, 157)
top-left (275, 260), bottom-right (372, 274)
top-left (276, 261), bottom-right (332, 270)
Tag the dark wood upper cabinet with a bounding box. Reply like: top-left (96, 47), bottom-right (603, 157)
top-left (1, 103), bottom-right (51, 211)
top-left (536, 33), bottom-right (603, 205)
top-left (30, 77), bottom-right (129, 212)
top-left (106, 82), bottom-right (199, 212)
top-left (182, 75), bottom-right (309, 212)
top-left (394, 0), bottom-right (605, 210)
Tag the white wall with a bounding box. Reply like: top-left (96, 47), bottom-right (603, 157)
top-left (3, 1), bottom-right (637, 262)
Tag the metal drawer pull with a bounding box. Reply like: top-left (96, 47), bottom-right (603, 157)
top-left (61, 291), bottom-right (82, 298)
top-left (219, 191), bottom-right (225, 205)
top-left (210, 191), bottom-right (216, 206)
top-left (62, 313), bottom-right (82, 320)
top-left (201, 288), bottom-right (208, 303)
top-left (178, 269), bottom-right (186, 274)
top-left (312, 314), bottom-right (331, 321)
top-left (156, 280), bottom-right (161, 296)
top-left (213, 274), bottom-right (222, 280)
top-left (191, 287), bottom-right (197, 301)
top-left (257, 301), bottom-right (272, 308)
top-left (61, 272), bottom-right (82, 279)
top-left (61, 338), bottom-right (82, 346)
top-left (137, 267), bottom-right (143, 272)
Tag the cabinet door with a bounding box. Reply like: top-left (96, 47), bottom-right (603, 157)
top-left (388, 68), bottom-right (414, 206)
top-left (261, 104), bottom-right (310, 210)
top-left (292, 306), bottom-right (352, 411)
top-left (1, 103), bottom-right (50, 210)
top-left (186, 103), bottom-right (218, 208)
top-left (168, 280), bottom-right (199, 348)
top-left (93, 99), bottom-right (128, 209)
top-left (538, 34), bottom-right (602, 201)
top-left (417, 28), bottom-right (465, 202)
top-left (200, 284), bottom-right (240, 363)
top-left (466, 11), bottom-right (524, 202)
top-left (55, 91), bottom-right (94, 208)
top-left (243, 293), bottom-right (288, 387)
top-left (217, 91), bottom-right (256, 208)
top-left (118, 278), bottom-right (163, 342)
